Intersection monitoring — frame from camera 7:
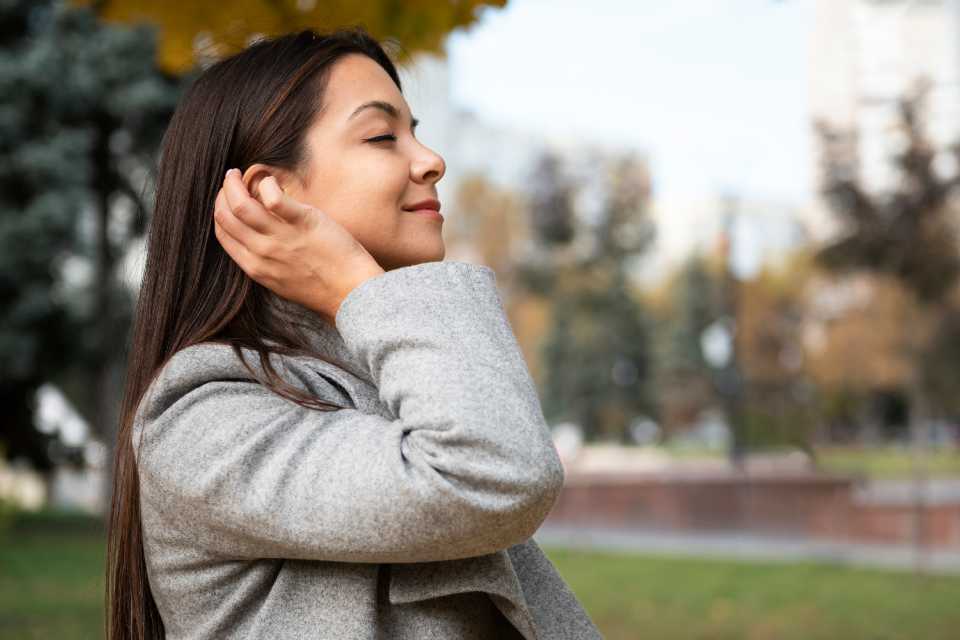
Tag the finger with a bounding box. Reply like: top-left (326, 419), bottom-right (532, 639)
top-left (214, 197), bottom-right (274, 258)
top-left (213, 218), bottom-right (259, 275)
top-left (250, 176), bottom-right (289, 224)
top-left (258, 176), bottom-right (313, 225)
top-left (213, 187), bottom-right (229, 222)
top-left (222, 169), bottom-right (277, 235)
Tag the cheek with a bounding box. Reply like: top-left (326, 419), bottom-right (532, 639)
top-left (329, 158), bottom-right (405, 216)
top-left (298, 152), bottom-right (407, 242)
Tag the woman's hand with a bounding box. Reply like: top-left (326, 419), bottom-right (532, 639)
top-left (213, 168), bottom-right (385, 324)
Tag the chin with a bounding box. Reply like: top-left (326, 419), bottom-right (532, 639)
top-left (379, 244), bottom-right (446, 271)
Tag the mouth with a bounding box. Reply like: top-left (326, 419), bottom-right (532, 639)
top-left (405, 208), bottom-right (444, 222)
top-left (402, 198), bottom-right (443, 222)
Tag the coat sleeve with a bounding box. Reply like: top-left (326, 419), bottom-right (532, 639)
top-left (134, 260), bottom-right (566, 564)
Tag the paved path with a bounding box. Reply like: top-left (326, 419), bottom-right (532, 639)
top-left (533, 524), bottom-right (960, 575)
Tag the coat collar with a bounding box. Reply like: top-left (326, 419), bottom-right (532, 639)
top-left (271, 295), bottom-right (374, 385)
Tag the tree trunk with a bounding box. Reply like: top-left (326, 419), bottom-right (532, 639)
top-left (907, 381), bottom-right (930, 576)
top-left (92, 122), bottom-right (123, 519)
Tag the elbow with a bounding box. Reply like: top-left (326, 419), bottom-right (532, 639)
top-left (409, 420), bottom-right (568, 556)
top-left (521, 444), bottom-right (566, 526)
top-left (483, 444), bottom-right (566, 548)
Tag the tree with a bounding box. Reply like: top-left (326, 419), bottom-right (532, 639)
top-left (0, 0), bottom-right (181, 471)
top-left (814, 79), bottom-right (960, 572)
top-left (445, 174), bottom-right (530, 285)
top-left (520, 149), bottom-right (657, 442)
top-left (3, 0), bottom-right (512, 484)
top-left (70, 0), bottom-right (508, 73)
top-left (814, 80), bottom-right (960, 426)
top-left (651, 254), bottom-right (722, 436)
top-left (528, 152), bottom-right (576, 248)
top-left (736, 251), bottom-right (819, 455)
top-left (803, 271), bottom-right (922, 443)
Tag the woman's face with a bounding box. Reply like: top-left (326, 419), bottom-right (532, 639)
top-left (249, 53), bottom-right (447, 271)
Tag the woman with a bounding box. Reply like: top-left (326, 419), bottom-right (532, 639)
top-left (106, 26), bottom-right (603, 640)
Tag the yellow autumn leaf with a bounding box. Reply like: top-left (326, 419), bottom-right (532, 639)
top-left (68, 0), bottom-right (507, 74)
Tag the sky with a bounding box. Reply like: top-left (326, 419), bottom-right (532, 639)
top-left (444, 0), bottom-right (816, 206)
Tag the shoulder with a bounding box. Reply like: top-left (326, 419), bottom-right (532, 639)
top-left (133, 342), bottom-right (352, 439)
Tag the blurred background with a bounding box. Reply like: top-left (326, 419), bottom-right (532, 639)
top-left (2, 0), bottom-right (960, 638)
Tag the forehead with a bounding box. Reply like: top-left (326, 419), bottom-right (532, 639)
top-left (321, 54), bottom-right (406, 119)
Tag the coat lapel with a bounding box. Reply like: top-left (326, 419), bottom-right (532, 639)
top-left (387, 549), bottom-right (541, 640)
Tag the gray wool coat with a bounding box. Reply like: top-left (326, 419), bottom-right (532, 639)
top-left (133, 260), bottom-right (604, 639)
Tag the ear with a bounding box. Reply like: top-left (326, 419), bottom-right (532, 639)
top-left (241, 163), bottom-right (295, 201)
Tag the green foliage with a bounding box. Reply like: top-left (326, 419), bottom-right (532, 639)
top-left (540, 273), bottom-right (655, 442)
top-left (0, 0), bottom-right (181, 466)
top-left (527, 152), bottom-right (576, 247)
top-left (815, 83), bottom-right (960, 305)
top-left (651, 255), bottom-right (723, 432)
top-left (815, 82), bottom-right (960, 425)
top-left (0, 498), bottom-right (17, 536)
top-left (920, 305), bottom-right (960, 416)
top-left (523, 150), bottom-right (657, 441)
top-left (662, 255), bottom-right (719, 374)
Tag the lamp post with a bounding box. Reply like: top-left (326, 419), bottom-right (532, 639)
top-left (702, 194), bottom-right (747, 470)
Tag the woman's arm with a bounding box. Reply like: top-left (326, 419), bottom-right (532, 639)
top-left (135, 260), bottom-right (565, 564)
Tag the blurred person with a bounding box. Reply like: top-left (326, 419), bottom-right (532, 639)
top-left (105, 26), bottom-right (601, 640)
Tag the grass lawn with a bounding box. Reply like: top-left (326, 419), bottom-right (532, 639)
top-left (543, 545), bottom-right (960, 640)
top-left (661, 443), bottom-right (960, 479)
top-left (814, 445), bottom-right (960, 479)
top-left (0, 512), bottom-right (105, 639)
top-left (2, 511), bottom-right (959, 639)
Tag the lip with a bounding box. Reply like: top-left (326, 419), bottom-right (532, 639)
top-left (402, 198), bottom-right (443, 222)
top-left (403, 198), bottom-right (441, 211)
top-left (408, 208), bottom-right (444, 222)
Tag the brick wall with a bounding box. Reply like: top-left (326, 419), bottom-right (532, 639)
top-left (544, 471), bottom-right (960, 548)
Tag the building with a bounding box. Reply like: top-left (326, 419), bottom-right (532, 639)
top-left (809, 0), bottom-right (960, 203)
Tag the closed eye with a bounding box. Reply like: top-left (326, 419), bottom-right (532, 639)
top-left (365, 134), bottom-right (397, 144)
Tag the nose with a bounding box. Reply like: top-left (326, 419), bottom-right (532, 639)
top-left (411, 141), bottom-right (445, 185)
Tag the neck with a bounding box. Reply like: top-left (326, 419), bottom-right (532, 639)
top-left (271, 295), bottom-right (373, 384)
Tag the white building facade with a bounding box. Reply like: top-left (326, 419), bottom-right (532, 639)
top-left (809, 0), bottom-right (960, 201)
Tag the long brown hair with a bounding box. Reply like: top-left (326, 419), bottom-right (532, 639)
top-left (106, 26), bottom-right (405, 639)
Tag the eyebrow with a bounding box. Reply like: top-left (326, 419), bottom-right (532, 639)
top-left (347, 100), bottom-right (419, 129)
